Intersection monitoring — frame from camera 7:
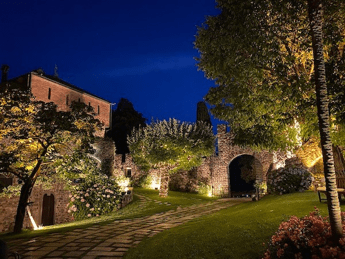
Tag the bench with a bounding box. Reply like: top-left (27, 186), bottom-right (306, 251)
top-left (317, 176), bottom-right (345, 202)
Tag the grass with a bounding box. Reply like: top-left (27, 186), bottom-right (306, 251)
top-left (0, 188), bottom-right (217, 242)
top-left (124, 191), bottom-right (345, 259)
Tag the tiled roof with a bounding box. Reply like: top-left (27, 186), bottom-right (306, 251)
top-left (10, 69), bottom-right (111, 103)
top-left (32, 70), bottom-right (111, 103)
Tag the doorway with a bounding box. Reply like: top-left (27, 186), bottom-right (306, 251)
top-left (41, 194), bottom-right (54, 226)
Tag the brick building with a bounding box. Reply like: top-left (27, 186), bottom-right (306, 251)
top-left (3, 66), bottom-right (112, 136)
top-left (0, 66), bottom-right (114, 232)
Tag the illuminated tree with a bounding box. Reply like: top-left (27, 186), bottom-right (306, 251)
top-left (128, 119), bottom-right (215, 197)
top-left (195, 0), bottom-right (344, 241)
top-left (195, 0), bottom-right (345, 150)
top-left (0, 82), bottom-right (102, 233)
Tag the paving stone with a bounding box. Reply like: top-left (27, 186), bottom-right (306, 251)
top-left (46, 250), bottom-right (65, 256)
top-left (115, 247), bottom-right (129, 252)
top-left (80, 247), bottom-right (91, 251)
top-left (23, 250), bottom-right (51, 257)
top-left (111, 243), bottom-right (132, 248)
top-left (23, 246), bottom-right (40, 251)
top-left (92, 246), bottom-right (114, 251)
top-left (60, 246), bottom-right (80, 251)
top-left (86, 251), bottom-right (126, 256)
top-left (65, 242), bottom-right (79, 247)
top-left (63, 250), bottom-right (86, 257)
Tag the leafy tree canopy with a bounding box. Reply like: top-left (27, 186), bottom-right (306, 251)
top-left (195, 0), bottom-right (345, 150)
top-left (128, 119), bottom-right (215, 196)
top-left (0, 81), bottom-right (102, 232)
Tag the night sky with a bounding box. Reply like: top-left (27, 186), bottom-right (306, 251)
top-left (1, 0), bottom-right (221, 126)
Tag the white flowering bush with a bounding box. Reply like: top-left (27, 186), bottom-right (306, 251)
top-left (68, 175), bottom-right (121, 220)
top-left (267, 167), bottom-right (313, 194)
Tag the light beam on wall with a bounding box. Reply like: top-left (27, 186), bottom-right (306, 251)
top-left (27, 206), bottom-right (43, 230)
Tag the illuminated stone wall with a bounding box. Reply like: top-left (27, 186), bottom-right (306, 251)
top-left (0, 181), bottom-right (73, 233)
top-left (115, 125), bottom-right (279, 197)
top-left (194, 125), bottom-right (275, 197)
top-left (93, 138), bottom-right (116, 176)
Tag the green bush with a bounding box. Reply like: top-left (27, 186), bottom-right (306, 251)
top-left (197, 182), bottom-right (212, 196)
top-left (267, 167), bottom-right (313, 194)
top-left (68, 175), bottom-right (121, 220)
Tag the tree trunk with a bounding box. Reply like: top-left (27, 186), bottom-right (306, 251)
top-left (13, 157), bottom-right (44, 233)
top-left (308, 0), bottom-right (343, 241)
top-left (13, 179), bottom-right (35, 233)
top-left (159, 171), bottom-right (170, 197)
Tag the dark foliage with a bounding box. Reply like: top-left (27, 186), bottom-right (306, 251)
top-left (107, 98), bottom-right (146, 154)
top-left (196, 101), bottom-right (212, 126)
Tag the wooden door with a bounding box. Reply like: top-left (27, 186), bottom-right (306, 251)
top-left (42, 194), bottom-right (54, 226)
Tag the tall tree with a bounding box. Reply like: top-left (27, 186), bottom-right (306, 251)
top-left (107, 98), bottom-right (146, 155)
top-left (307, 0), bottom-right (342, 240)
top-left (196, 101), bottom-right (212, 126)
top-left (195, 0), bottom-right (344, 240)
top-left (128, 119), bottom-right (215, 197)
top-left (0, 81), bottom-right (101, 233)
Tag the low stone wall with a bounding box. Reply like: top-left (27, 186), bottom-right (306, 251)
top-left (118, 190), bottom-right (133, 209)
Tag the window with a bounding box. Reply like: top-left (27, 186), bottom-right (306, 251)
top-left (66, 95), bottom-right (69, 105)
top-left (97, 105), bottom-right (100, 115)
top-left (48, 88), bottom-right (51, 100)
top-left (125, 168), bottom-right (132, 178)
top-left (0, 175), bottom-right (13, 193)
top-left (78, 98), bottom-right (81, 102)
top-left (88, 102), bottom-right (91, 107)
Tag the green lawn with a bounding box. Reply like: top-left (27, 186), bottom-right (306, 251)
top-left (0, 188), bottom-right (217, 242)
top-left (124, 191), bottom-right (345, 259)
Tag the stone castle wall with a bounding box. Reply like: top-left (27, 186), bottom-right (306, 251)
top-left (113, 124), bottom-right (277, 197)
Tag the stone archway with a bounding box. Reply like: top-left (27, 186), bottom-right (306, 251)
top-left (228, 155), bottom-right (263, 197)
top-left (41, 194), bottom-right (54, 226)
top-left (206, 125), bottom-right (274, 197)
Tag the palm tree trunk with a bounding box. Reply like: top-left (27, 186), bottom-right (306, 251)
top-left (307, 0), bottom-right (343, 240)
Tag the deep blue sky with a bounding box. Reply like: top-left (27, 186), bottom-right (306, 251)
top-left (1, 0), bottom-right (222, 125)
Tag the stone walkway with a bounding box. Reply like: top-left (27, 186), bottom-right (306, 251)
top-left (8, 195), bottom-right (250, 259)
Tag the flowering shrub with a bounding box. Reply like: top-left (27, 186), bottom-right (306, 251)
top-left (68, 175), bottom-right (121, 220)
top-left (263, 208), bottom-right (345, 259)
top-left (267, 167), bottom-right (313, 194)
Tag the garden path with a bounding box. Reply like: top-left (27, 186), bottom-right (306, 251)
top-left (7, 195), bottom-right (250, 259)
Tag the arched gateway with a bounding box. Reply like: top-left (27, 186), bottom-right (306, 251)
top-left (196, 125), bottom-right (274, 197)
